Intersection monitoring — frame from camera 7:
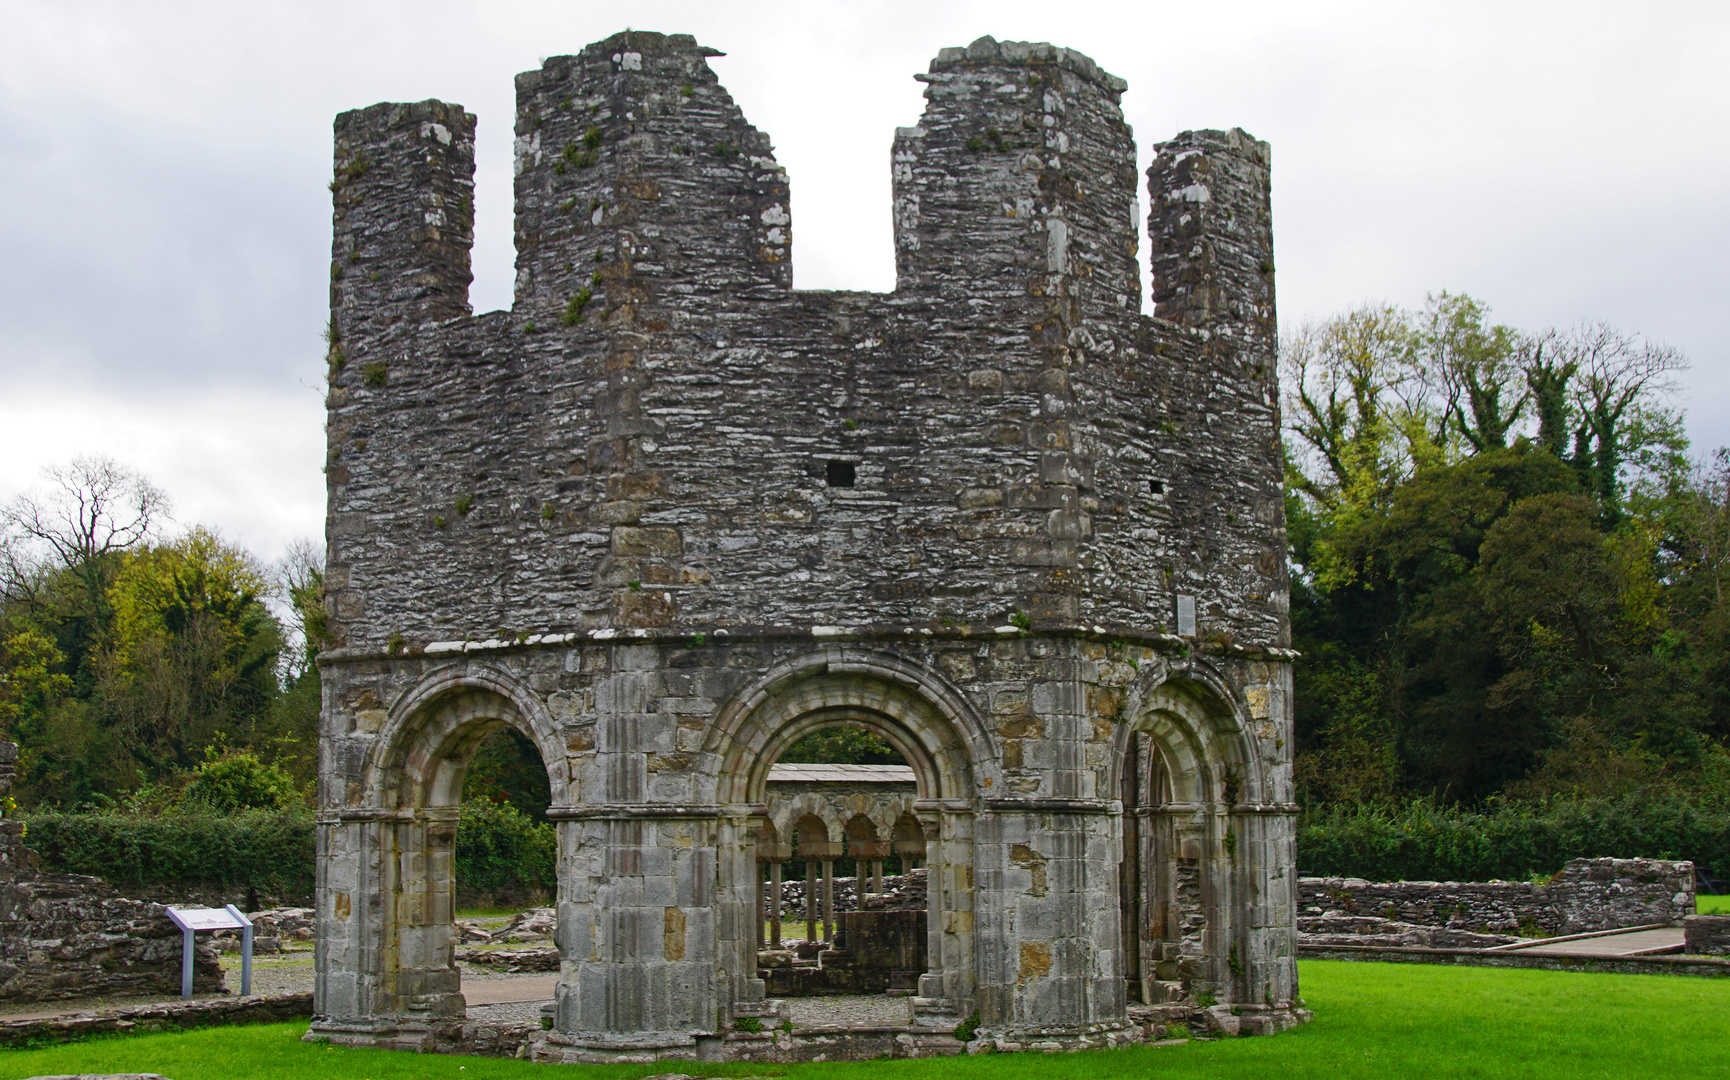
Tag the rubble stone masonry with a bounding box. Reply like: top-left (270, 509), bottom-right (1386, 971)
top-left (313, 31), bottom-right (1301, 1058)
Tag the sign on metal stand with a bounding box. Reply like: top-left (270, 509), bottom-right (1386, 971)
top-left (166, 905), bottom-right (253, 999)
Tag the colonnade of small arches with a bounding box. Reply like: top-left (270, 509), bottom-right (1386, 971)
top-left (312, 645), bottom-right (1301, 1047)
top-left (753, 762), bottom-right (930, 948)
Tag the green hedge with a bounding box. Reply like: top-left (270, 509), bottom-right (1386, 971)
top-left (1298, 795), bottom-right (1730, 882)
top-left (454, 798), bottom-right (556, 907)
top-left (22, 799), bottom-right (556, 908)
top-left (37, 794), bottom-right (1716, 902)
top-left (22, 807), bottom-right (316, 898)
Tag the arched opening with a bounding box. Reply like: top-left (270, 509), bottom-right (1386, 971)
top-left (459, 725), bottom-right (555, 910)
top-left (353, 673), bottom-right (570, 1023)
top-left (710, 655), bottom-right (986, 1025)
top-left (791, 812), bottom-right (839, 945)
top-left (1114, 674), bottom-right (1255, 1009)
top-left (892, 812), bottom-right (927, 871)
top-left (756, 725), bottom-right (927, 1006)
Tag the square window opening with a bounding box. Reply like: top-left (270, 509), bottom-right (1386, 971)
top-left (827, 461), bottom-right (856, 488)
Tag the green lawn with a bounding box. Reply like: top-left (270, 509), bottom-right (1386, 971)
top-left (5, 961), bottom-right (1729, 1079)
top-left (1699, 894), bottom-right (1730, 914)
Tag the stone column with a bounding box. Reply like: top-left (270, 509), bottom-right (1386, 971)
top-left (971, 801), bottom-right (1125, 1041)
top-left (769, 861), bottom-right (783, 948)
top-left (310, 807), bottom-right (463, 1044)
top-left (805, 861), bottom-right (819, 942)
top-left (913, 800), bottom-right (975, 1024)
top-left (821, 860), bottom-right (835, 942)
top-left (547, 808), bottom-right (726, 1055)
top-left (1227, 804), bottom-right (1300, 1032)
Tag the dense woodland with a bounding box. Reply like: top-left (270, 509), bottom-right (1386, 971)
top-left (1, 291), bottom-right (1727, 885)
top-left (1283, 294), bottom-right (1727, 812)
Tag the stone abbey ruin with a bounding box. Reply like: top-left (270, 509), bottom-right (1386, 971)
top-left (314, 30), bottom-right (1302, 1059)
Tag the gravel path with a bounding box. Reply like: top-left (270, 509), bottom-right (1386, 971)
top-left (785, 994), bottom-right (913, 1027)
top-left (467, 999), bottom-right (549, 1024)
top-left (0, 943), bottom-right (914, 1033)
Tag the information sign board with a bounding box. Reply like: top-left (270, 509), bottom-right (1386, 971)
top-left (167, 907), bottom-right (247, 932)
top-left (166, 904), bottom-right (253, 998)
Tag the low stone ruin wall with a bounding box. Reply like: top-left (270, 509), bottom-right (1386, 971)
top-left (0, 860), bottom-right (225, 1003)
top-left (0, 742), bottom-right (224, 1003)
top-left (0, 990), bottom-right (310, 1048)
top-left (1300, 857), bottom-right (1695, 937)
top-left (1685, 915), bottom-right (1730, 956)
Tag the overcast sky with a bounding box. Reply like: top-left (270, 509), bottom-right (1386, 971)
top-left (1, 0), bottom-right (1724, 561)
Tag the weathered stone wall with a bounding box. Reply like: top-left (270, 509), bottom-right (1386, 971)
top-left (0, 991), bottom-right (310, 1048)
top-left (1299, 858), bottom-right (1696, 937)
top-left (314, 29), bottom-right (1300, 1058)
top-left (1684, 914), bottom-right (1730, 955)
top-left (320, 33), bottom-right (1286, 656)
top-left (0, 743), bottom-right (224, 1004)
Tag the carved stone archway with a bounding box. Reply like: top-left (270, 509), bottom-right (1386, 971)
top-left (703, 649), bottom-right (992, 1021)
top-left (313, 662), bottom-right (568, 1034)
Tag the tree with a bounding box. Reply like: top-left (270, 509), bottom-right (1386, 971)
top-left (1283, 303), bottom-right (1428, 514)
top-left (1561, 322), bottom-right (1689, 517)
top-left (99, 528), bottom-right (283, 776)
top-left (1415, 292), bottom-right (1525, 452)
top-left (182, 748), bottom-right (302, 810)
top-left (1283, 292), bottom-right (1707, 807)
top-left (1, 456), bottom-right (167, 630)
top-left (778, 725), bottom-right (905, 765)
top-left (277, 537), bottom-right (326, 680)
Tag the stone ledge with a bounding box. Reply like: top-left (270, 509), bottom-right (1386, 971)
top-left (1300, 943), bottom-right (1730, 978)
top-left (318, 620), bottom-right (1298, 665)
top-left (0, 992), bottom-right (313, 1048)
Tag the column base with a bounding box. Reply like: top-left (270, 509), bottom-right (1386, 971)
top-left (970, 1019), bottom-right (1143, 1054)
top-left (305, 1017), bottom-right (439, 1052)
top-left (529, 1029), bottom-right (723, 1064)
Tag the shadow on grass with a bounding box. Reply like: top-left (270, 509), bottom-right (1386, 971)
top-left (4, 961), bottom-right (1728, 1080)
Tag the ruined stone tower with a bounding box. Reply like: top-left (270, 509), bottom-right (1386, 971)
top-left (313, 31), bottom-right (1303, 1059)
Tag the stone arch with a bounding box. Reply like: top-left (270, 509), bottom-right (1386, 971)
top-left (1108, 658), bottom-right (1260, 1007)
top-left (704, 648), bottom-right (996, 805)
top-left (704, 648), bottom-right (989, 1017)
top-left (339, 662), bottom-right (571, 1022)
top-left (366, 661), bottom-right (573, 810)
top-left (1104, 658), bottom-right (1259, 805)
top-left (892, 810), bottom-right (928, 867)
top-left (792, 812), bottom-right (833, 853)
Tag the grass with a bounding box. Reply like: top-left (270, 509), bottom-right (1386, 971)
top-left (4, 961), bottom-right (1729, 1079)
top-left (1699, 894), bottom-right (1730, 914)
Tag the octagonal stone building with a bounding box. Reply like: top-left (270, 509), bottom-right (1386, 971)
top-left (312, 30), bottom-right (1303, 1060)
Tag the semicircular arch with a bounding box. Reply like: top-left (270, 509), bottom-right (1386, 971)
top-left (1111, 658), bottom-right (1261, 807)
top-left (705, 649), bottom-right (996, 807)
top-left (365, 661), bottom-right (573, 810)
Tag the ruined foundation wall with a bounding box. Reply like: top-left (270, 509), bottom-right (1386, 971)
top-left (0, 743), bottom-right (224, 1003)
top-left (1300, 858), bottom-right (1697, 936)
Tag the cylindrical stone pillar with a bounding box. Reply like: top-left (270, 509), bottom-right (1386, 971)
top-left (821, 860), bottom-right (835, 942)
top-left (806, 861), bottom-right (819, 942)
top-left (770, 862), bottom-right (783, 948)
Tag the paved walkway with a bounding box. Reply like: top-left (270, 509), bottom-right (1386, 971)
top-left (464, 974), bottom-right (556, 1004)
top-left (1513, 927), bottom-right (1684, 956)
